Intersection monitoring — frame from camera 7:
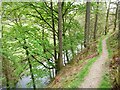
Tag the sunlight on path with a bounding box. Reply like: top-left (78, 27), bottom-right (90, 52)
top-left (79, 38), bottom-right (108, 88)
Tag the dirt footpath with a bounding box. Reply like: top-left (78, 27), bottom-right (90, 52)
top-left (80, 38), bottom-right (108, 88)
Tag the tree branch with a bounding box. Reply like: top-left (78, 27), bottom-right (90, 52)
top-left (62, 2), bottom-right (74, 18)
top-left (29, 3), bottom-right (53, 29)
top-left (31, 55), bottom-right (55, 69)
top-left (44, 2), bottom-right (58, 14)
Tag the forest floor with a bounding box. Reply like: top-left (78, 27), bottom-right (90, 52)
top-left (79, 38), bottom-right (108, 88)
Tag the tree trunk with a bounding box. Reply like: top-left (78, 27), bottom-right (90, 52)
top-left (81, 43), bottom-right (83, 51)
top-left (84, 1), bottom-right (91, 48)
top-left (58, 0), bottom-right (63, 73)
top-left (70, 41), bottom-right (74, 58)
top-left (66, 50), bottom-right (69, 63)
top-left (26, 50), bottom-right (36, 89)
top-left (104, 0), bottom-right (110, 35)
top-left (63, 14), bottom-right (66, 66)
top-left (50, 1), bottom-right (57, 75)
top-left (64, 53), bottom-right (66, 66)
top-left (113, 3), bottom-right (118, 31)
top-left (24, 39), bottom-right (36, 89)
top-left (42, 26), bottom-right (46, 53)
top-left (68, 29), bottom-right (74, 58)
top-left (49, 69), bottom-right (52, 80)
top-left (93, 2), bottom-right (99, 41)
top-left (63, 15), bottom-right (69, 64)
top-left (50, 1), bottom-right (57, 60)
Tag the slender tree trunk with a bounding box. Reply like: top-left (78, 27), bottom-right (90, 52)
top-left (26, 50), bottom-right (36, 89)
top-left (58, 0), bottom-right (63, 73)
top-left (50, 1), bottom-right (57, 60)
top-left (66, 50), bottom-right (69, 63)
top-left (63, 53), bottom-right (66, 66)
top-left (113, 3), bottom-right (118, 31)
top-left (28, 58), bottom-right (36, 89)
top-left (23, 40), bottom-right (36, 89)
top-left (50, 1), bottom-right (57, 75)
top-left (70, 41), bottom-right (74, 57)
top-left (93, 2), bottom-right (99, 41)
top-left (63, 14), bottom-right (66, 66)
top-left (105, 0), bottom-right (110, 35)
top-left (84, 1), bottom-right (91, 48)
top-left (68, 29), bottom-right (74, 58)
top-left (81, 43), bottom-right (83, 51)
top-left (49, 69), bottom-right (52, 80)
top-left (63, 15), bottom-right (69, 63)
top-left (52, 69), bottom-right (55, 78)
top-left (42, 26), bottom-right (46, 53)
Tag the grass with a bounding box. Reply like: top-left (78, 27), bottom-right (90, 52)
top-left (63, 37), bottom-right (103, 88)
top-left (64, 57), bottom-right (98, 88)
top-left (99, 72), bottom-right (111, 88)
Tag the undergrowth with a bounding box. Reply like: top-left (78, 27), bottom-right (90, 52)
top-left (106, 32), bottom-right (119, 88)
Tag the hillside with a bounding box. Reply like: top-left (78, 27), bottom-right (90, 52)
top-left (1, 1), bottom-right (120, 89)
top-left (48, 37), bottom-right (104, 88)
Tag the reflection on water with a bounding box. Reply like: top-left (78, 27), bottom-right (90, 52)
top-left (17, 76), bottom-right (31, 88)
top-left (17, 76), bottom-right (50, 88)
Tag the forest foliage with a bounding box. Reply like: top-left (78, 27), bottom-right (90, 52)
top-left (1, 1), bottom-right (119, 89)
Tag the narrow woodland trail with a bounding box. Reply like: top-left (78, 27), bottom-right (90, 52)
top-left (80, 38), bottom-right (108, 88)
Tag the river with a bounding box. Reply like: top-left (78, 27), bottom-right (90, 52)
top-left (16, 44), bottom-right (83, 88)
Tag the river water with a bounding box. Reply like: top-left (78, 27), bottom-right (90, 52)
top-left (16, 76), bottom-right (50, 88)
top-left (16, 44), bottom-right (83, 88)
